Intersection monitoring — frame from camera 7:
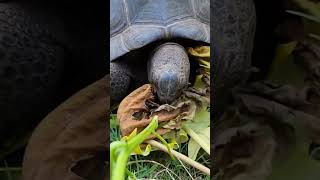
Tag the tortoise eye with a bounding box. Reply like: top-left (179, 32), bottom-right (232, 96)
top-left (309, 142), bottom-right (320, 161)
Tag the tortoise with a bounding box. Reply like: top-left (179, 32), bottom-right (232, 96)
top-left (110, 0), bottom-right (210, 104)
top-left (110, 0), bottom-right (256, 108)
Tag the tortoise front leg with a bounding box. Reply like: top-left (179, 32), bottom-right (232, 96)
top-left (110, 61), bottom-right (132, 104)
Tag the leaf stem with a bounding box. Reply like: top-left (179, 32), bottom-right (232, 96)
top-left (146, 139), bottom-right (210, 175)
top-left (110, 116), bottom-right (159, 180)
top-left (152, 131), bottom-right (174, 159)
top-left (127, 116), bottom-right (158, 149)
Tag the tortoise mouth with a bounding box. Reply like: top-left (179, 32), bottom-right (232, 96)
top-left (156, 89), bottom-right (180, 104)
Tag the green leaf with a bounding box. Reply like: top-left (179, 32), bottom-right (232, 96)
top-left (111, 116), bottom-right (159, 180)
top-left (194, 75), bottom-right (205, 89)
top-left (133, 144), bottom-right (152, 156)
top-left (161, 130), bottom-right (188, 145)
top-left (167, 139), bottom-right (179, 149)
top-left (182, 50), bottom-right (211, 157)
top-left (188, 137), bottom-right (202, 160)
top-left (176, 129), bottom-right (189, 144)
top-left (188, 127), bottom-right (210, 160)
top-left (162, 131), bottom-right (175, 140)
top-left (184, 106), bottom-right (210, 132)
top-left (182, 106), bottom-right (210, 156)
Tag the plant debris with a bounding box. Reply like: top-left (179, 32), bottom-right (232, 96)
top-left (213, 81), bottom-right (320, 179)
top-left (117, 83), bottom-right (210, 139)
top-left (22, 75), bottom-right (109, 180)
top-left (117, 46), bottom-right (210, 139)
top-left (213, 33), bottom-right (320, 179)
top-left (117, 84), bottom-right (193, 137)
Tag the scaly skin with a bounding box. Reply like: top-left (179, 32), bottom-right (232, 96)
top-left (148, 42), bottom-right (190, 103)
top-left (0, 3), bottom-right (65, 157)
top-left (212, 0), bottom-right (256, 116)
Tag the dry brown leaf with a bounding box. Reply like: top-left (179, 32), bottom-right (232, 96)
top-left (213, 81), bottom-right (320, 180)
top-left (117, 84), bottom-right (193, 137)
top-left (22, 75), bottom-right (109, 180)
top-left (213, 37), bottom-right (320, 180)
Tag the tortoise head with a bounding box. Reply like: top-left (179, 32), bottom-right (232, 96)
top-left (148, 42), bottom-right (190, 103)
top-left (155, 70), bottom-right (181, 103)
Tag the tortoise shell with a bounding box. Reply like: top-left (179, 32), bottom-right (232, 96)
top-left (110, 0), bottom-right (210, 61)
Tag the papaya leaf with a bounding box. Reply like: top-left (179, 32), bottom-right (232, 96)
top-left (188, 127), bottom-right (210, 160)
top-left (182, 106), bottom-right (210, 155)
top-left (161, 130), bottom-right (188, 145)
top-left (176, 129), bottom-right (189, 144)
top-left (183, 106), bottom-right (210, 132)
top-left (188, 137), bottom-right (201, 160)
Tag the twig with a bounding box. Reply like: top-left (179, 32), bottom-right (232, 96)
top-left (146, 140), bottom-right (210, 176)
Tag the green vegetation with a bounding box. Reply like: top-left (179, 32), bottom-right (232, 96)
top-left (110, 114), bottom-right (210, 179)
